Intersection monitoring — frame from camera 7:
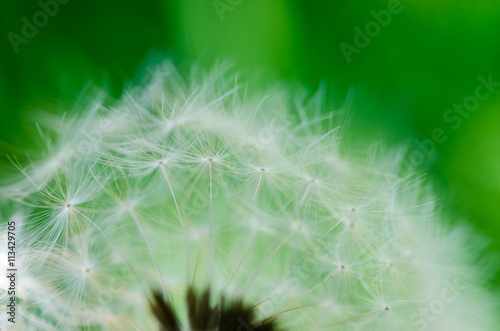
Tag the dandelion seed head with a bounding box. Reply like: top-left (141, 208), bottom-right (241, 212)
top-left (1, 62), bottom-right (498, 330)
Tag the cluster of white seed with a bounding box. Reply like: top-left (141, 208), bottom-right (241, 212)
top-left (0, 62), bottom-right (497, 330)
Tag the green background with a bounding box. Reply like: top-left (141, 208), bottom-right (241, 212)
top-left (1, 0), bottom-right (500, 281)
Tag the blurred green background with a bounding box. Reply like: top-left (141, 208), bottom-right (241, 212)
top-left (1, 0), bottom-right (499, 280)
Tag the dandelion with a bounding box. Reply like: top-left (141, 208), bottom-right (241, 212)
top-left (0, 62), bottom-right (498, 330)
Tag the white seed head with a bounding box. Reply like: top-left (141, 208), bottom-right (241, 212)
top-left (0, 62), bottom-right (498, 330)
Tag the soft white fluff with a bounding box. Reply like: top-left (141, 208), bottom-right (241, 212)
top-left (0, 62), bottom-right (497, 330)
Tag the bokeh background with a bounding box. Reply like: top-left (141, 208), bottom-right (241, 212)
top-left (1, 0), bottom-right (499, 282)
